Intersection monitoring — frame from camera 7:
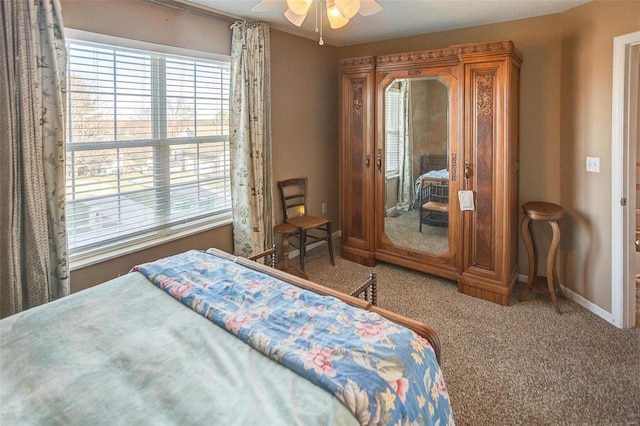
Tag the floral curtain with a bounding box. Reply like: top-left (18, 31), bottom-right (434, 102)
top-left (0, 0), bottom-right (69, 318)
top-left (397, 81), bottom-right (414, 211)
top-left (229, 21), bottom-right (273, 257)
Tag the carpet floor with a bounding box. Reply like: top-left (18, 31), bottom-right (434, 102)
top-left (299, 242), bottom-right (640, 426)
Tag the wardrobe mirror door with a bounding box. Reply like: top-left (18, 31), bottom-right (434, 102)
top-left (383, 77), bottom-right (450, 256)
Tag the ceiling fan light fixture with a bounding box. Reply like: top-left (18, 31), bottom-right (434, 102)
top-left (254, 0), bottom-right (383, 45)
top-left (284, 7), bottom-right (308, 26)
top-left (334, 0), bottom-right (360, 19)
top-left (286, 0), bottom-right (313, 16)
top-left (358, 0), bottom-right (382, 16)
top-left (326, 1), bottom-right (349, 29)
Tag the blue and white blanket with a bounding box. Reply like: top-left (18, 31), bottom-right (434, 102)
top-left (133, 250), bottom-right (454, 425)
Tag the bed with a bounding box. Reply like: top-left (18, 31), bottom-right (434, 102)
top-left (0, 248), bottom-right (454, 425)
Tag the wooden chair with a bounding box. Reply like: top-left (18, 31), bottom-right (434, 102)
top-left (419, 178), bottom-right (449, 231)
top-left (277, 178), bottom-right (335, 272)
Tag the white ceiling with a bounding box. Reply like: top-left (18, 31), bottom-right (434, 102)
top-left (176, 0), bottom-right (591, 47)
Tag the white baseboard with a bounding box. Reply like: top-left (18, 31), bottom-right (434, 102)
top-left (517, 274), bottom-right (614, 324)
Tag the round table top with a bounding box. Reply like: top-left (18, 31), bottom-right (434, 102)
top-left (274, 222), bottom-right (298, 234)
top-left (522, 201), bottom-right (564, 221)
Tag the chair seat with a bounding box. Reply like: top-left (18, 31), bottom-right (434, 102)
top-left (287, 215), bottom-right (330, 230)
top-left (422, 201), bottom-right (448, 213)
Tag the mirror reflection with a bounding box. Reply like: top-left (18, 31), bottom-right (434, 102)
top-left (383, 77), bottom-right (450, 255)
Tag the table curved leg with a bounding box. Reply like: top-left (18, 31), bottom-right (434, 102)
top-left (553, 267), bottom-right (566, 299)
top-left (547, 220), bottom-right (562, 314)
top-left (549, 221), bottom-right (566, 300)
top-left (520, 216), bottom-right (535, 301)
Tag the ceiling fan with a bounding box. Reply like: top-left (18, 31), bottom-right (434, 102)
top-left (252, 0), bottom-right (383, 30)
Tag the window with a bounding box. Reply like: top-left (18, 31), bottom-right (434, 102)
top-left (385, 85), bottom-right (403, 177)
top-left (65, 37), bottom-right (231, 262)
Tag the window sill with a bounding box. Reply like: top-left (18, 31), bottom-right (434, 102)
top-left (69, 216), bottom-right (232, 271)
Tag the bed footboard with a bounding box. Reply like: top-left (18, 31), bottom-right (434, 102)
top-left (247, 244), bottom-right (278, 269)
top-left (349, 273), bottom-right (377, 306)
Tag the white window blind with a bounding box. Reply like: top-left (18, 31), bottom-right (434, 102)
top-left (385, 87), bottom-right (402, 177)
top-left (65, 38), bottom-right (231, 260)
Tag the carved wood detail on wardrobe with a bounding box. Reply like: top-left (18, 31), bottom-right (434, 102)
top-left (339, 41), bottom-right (522, 306)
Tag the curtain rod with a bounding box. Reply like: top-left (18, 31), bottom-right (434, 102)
top-left (145, 0), bottom-right (242, 24)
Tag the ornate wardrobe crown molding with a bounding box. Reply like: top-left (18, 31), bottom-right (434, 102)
top-left (339, 41), bottom-right (521, 72)
top-left (339, 55), bottom-right (376, 71)
top-left (375, 40), bottom-right (522, 72)
top-left (376, 40), bottom-right (521, 64)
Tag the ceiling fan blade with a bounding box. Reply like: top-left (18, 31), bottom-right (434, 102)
top-left (284, 8), bottom-right (308, 26)
top-left (358, 0), bottom-right (382, 16)
top-left (251, 0), bottom-right (281, 12)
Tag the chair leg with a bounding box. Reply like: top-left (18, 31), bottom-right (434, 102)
top-left (299, 228), bottom-right (307, 271)
top-left (327, 222), bottom-right (335, 266)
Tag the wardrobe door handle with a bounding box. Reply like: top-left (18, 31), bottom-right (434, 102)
top-left (365, 154), bottom-right (370, 169)
top-left (377, 149), bottom-right (382, 173)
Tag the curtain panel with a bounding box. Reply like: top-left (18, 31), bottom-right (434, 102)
top-left (397, 82), bottom-right (413, 211)
top-left (229, 21), bottom-right (273, 257)
top-left (0, 0), bottom-right (69, 318)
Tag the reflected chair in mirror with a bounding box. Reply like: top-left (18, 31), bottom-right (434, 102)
top-left (419, 178), bottom-right (449, 231)
top-left (278, 177), bottom-right (335, 272)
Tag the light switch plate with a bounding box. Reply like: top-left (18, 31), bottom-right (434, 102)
top-left (586, 156), bottom-right (600, 173)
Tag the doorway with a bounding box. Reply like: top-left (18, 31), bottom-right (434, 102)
top-left (635, 51), bottom-right (640, 327)
top-left (611, 31), bottom-right (640, 329)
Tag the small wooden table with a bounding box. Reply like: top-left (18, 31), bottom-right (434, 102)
top-left (520, 201), bottom-right (566, 314)
top-left (274, 223), bottom-right (308, 280)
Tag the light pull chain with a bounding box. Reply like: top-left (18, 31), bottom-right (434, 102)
top-left (314, 0), bottom-right (319, 32)
top-left (319, 0), bottom-right (324, 45)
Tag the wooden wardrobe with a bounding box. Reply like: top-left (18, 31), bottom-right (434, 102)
top-left (339, 41), bottom-right (521, 305)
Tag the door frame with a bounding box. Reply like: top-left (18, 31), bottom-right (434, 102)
top-left (611, 31), bottom-right (640, 329)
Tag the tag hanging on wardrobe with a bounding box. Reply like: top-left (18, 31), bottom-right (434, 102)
top-left (458, 190), bottom-right (475, 211)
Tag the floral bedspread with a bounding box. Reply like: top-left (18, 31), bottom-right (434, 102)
top-left (132, 250), bottom-right (454, 426)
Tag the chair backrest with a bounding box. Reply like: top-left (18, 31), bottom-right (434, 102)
top-left (429, 182), bottom-right (449, 200)
top-left (419, 180), bottom-right (430, 204)
top-left (278, 178), bottom-right (308, 221)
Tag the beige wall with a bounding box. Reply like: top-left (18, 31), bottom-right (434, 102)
top-left (411, 79), bottom-right (448, 179)
top-left (270, 31), bottom-right (340, 225)
top-left (71, 227), bottom-right (233, 292)
top-left (558, 1), bottom-right (639, 308)
top-left (61, 0), bottom-right (640, 313)
top-left (60, 0), bottom-right (231, 54)
top-left (340, 0), bottom-right (639, 311)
